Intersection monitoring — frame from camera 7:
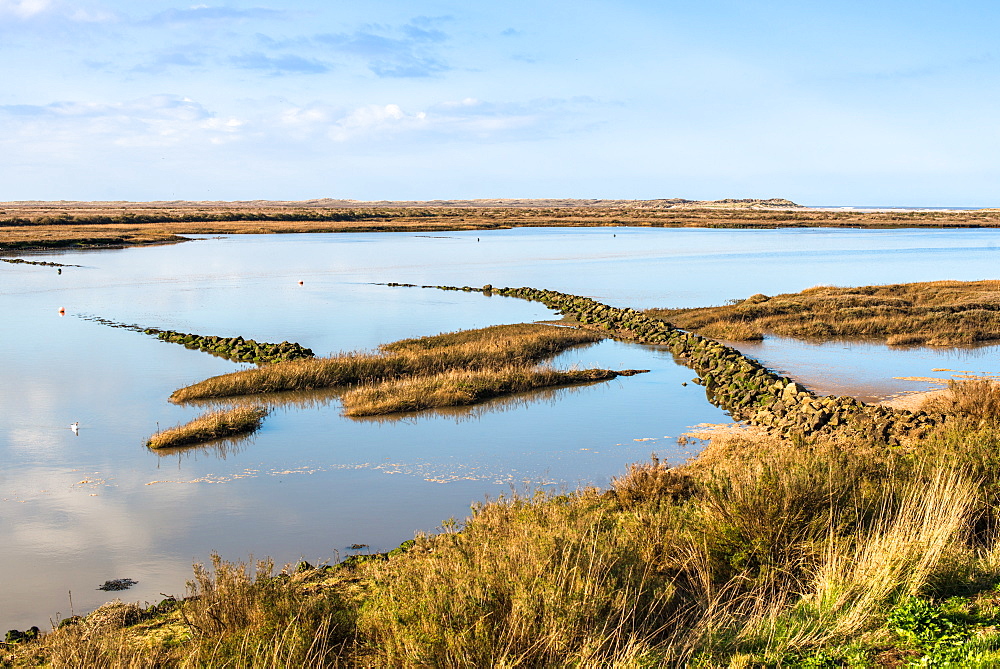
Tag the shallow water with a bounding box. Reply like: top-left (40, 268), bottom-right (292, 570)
top-left (2, 226), bottom-right (999, 629)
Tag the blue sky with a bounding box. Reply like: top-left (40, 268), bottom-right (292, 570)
top-left (1, 0), bottom-right (998, 205)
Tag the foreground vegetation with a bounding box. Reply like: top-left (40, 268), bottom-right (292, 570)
top-left (145, 406), bottom-right (268, 449)
top-left (648, 279), bottom-right (1000, 345)
top-left (7, 379), bottom-right (1000, 666)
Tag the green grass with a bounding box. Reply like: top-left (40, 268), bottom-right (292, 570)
top-left (647, 279), bottom-right (1000, 345)
top-left (146, 406), bottom-right (268, 449)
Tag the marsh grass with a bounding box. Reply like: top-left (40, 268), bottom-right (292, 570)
top-left (648, 280), bottom-right (1000, 344)
top-left (340, 365), bottom-right (618, 416)
top-left (175, 553), bottom-right (354, 666)
top-left (170, 323), bottom-right (602, 402)
top-left (146, 406), bottom-right (267, 449)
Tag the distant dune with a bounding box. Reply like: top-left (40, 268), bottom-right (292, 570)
top-left (0, 197), bottom-right (802, 210)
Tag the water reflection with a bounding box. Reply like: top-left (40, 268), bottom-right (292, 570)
top-left (179, 387), bottom-right (347, 411)
top-left (4, 227), bottom-right (1000, 630)
top-left (347, 382), bottom-right (596, 424)
top-left (731, 335), bottom-right (1000, 402)
top-left (149, 434), bottom-right (253, 460)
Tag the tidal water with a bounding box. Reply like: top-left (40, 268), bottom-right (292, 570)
top-left (2, 226), bottom-right (1000, 629)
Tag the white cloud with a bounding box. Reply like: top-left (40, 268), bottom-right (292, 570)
top-left (327, 103), bottom-right (427, 141)
top-left (69, 6), bottom-right (115, 22)
top-left (0, 93), bottom-right (596, 192)
top-left (0, 0), bottom-right (115, 22)
top-left (0, 95), bottom-right (248, 150)
top-left (0, 0), bottom-right (52, 18)
top-left (273, 97), bottom-right (588, 145)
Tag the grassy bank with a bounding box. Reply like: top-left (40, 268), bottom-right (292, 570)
top-left (146, 406), bottom-right (268, 449)
top-left (647, 279), bottom-right (1000, 345)
top-left (170, 323), bottom-right (603, 402)
top-left (9, 382), bottom-right (1000, 666)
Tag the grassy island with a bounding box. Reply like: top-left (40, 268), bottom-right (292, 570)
top-left (145, 406), bottom-right (268, 449)
top-left (169, 323), bottom-right (607, 406)
top-left (341, 365), bottom-right (626, 416)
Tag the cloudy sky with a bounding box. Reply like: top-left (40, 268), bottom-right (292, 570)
top-left (1, 0), bottom-right (998, 205)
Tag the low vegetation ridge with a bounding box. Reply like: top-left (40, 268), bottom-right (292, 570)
top-left (146, 406), bottom-right (268, 449)
top-left (647, 279), bottom-right (1000, 346)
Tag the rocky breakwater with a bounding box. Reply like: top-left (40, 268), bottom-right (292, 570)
top-left (144, 329), bottom-right (314, 365)
top-left (412, 284), bottom-right (944, 444)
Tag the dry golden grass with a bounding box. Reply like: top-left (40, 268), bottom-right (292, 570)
top-left (921, 377), bottom-right (1000, 420)
top-left (648, 280), bottom-right (1000, 344)
top-left (146, 406), bottom-right (267, 449)
top-left (170, 323), bottom-right (601, 402)
top-left (341, 365), bottom-right (618, 416)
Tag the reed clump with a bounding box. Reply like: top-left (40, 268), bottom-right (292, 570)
top-left (921, 377), bottom-right (1000, 421)
top-left (146, 406), bottom-right (268, 449)
top-left (341, 365), bottom-right (620, 416)
top-left (170, 323), bottom-right (603, 403)
top-left (647, 279), bottom-right (1000, 344)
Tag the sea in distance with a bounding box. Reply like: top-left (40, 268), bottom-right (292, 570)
top-left (2, 226), bottom-right (1000, 629)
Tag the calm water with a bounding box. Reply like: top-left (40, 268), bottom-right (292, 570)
top-left (2, 226), bottom-right (1000, 629)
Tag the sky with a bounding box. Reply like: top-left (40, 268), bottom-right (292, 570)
top-left (1, 0), bottom-right (998, 205)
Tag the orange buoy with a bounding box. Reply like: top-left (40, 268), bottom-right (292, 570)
top-left (298, 281), bottom-right (304, 285)
top-left (58, 307), bottom-right (65, 315)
